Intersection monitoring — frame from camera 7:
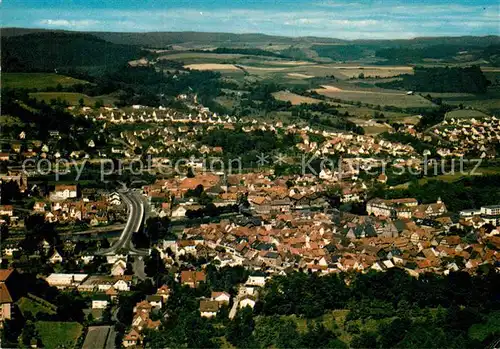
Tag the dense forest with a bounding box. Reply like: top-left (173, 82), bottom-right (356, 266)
top-left (376, 44), bottom-right (500, 66)
top-left (378, 66), bottom-right (491, 94)
top-left (123, 267), bottom-right (500, 348)
top-left (2, 32), bottom-right (143, 72)
top-left (311, 44), bottom-right (367, 61)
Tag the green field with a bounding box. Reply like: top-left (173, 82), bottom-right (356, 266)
top-left (315, 85), bottom-right (435, 108)
top-left (17, 294), bottom-right (57, 317)
top-left (2, 73), bottom-right (89, 89)
top-left (445, 109), bottom-right (491, 119)
top-left (36, 321), bottom-right (83, 349)
top-left (29, 92), bottom-right (117, 106)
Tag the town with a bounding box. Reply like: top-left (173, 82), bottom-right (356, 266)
top-left (1, 6), bottom-right (500, 347)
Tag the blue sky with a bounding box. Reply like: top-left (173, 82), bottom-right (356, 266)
top-left (2, 0), bottom-right (499, 39)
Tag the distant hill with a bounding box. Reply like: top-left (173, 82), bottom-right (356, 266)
top-left (3, 27), bottom-right (498, 49)
top-left (2, 31), bottom-right (143, 72)
top-left (1, 27), bottom-right (345, 48)
top-left (2, 28), bottom-right (499, 68)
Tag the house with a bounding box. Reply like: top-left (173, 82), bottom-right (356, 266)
top-left (180, 270), bottom-right (206, 288)
top-left (49, 250), bottom-right (63, 264)
top-left (246, 275), bottom-right (266, 287)
top-left (45, 273), bottom-right (88, 289)
top-left (211, 291), bottom-right (231, 305)
top-left (239, 295), bottom-right (256, 309)
top-left (92, 295), bottom-right (110, 309)
top-left (51, 185), bottom-right (78, 201)
top-left (113, 278), bottom-right (131, 292)
top-left (33, 202), bottom-right (47, 212)
top-left (146, 295), bottom-right (163, 309)
top-left (105, 287), bottom-right (119, 301)
top-left (199, 300), bottom-right (219, 318)
top-left (156, 285), bottom-right (171, 302)
top-left (111, 260), bottom-right (127, 276)
top-left (0, 205), bottom-right (14, 217)
top-left (122, 329), bottom-right (142, 348)
top-left (0, 269), bottom-right (14, 326)
top-left (171, 206), bottom-right (187, 218)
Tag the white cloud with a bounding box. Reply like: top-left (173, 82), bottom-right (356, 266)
top-left (39, 19), bottom-right (100, 28)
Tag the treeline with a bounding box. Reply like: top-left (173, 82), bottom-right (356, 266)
top-left (312, 44), bottom-right (367, 61)
top-left (255, 269), bottom-right (499, 348)
top-left (376, 44), bottom-right (500, 66)
top-left (377, 66), bottom-right (491, 94)
top-left (2, 32), bottom-right (143, 72)
top-left (198, 127), bottom-right (300, 158)
top-left (374, 175), bottom-right (500, 212)
top-left (379, 132), bottom-right (436, 154)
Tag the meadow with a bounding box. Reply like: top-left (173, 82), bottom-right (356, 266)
top-left (36, 321), bottom-right (83, 349)
top-left (314, 84), bottom-right (435, 108)
top-left (29, 92), bottom-right (117, 106)
top-left (2, 73), bottom-right (89, 89)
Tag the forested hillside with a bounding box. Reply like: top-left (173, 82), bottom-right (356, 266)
top-left (378, 66), bottom-right (491, 93)
top-left (2, 32), bottom-right (143, 72)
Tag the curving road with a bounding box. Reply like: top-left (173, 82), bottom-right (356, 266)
top-left (97, 190), bottom-right (148, 256)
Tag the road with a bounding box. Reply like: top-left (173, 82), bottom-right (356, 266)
top-left (96, 189), bottom-right (147, 256)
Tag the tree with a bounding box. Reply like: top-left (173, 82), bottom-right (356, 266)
top-left (227, 306), bottom-right (255, 347)
top-left (94, 99), bottom-right (104, 109)
top-left (145, 249), bottom-right (166, 277)
top-left (78, 97), bottom-right (85, 107)
top-left (351, 331), bottom-right (377, 348)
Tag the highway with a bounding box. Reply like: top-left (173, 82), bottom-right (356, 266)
top-left (96, 189), bottom-right (148, 256)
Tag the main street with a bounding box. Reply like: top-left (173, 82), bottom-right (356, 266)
top-left (96, 189), bottom-right (148, 256)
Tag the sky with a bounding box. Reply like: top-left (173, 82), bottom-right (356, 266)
top-left (1, 0), bottom-right (499, 39)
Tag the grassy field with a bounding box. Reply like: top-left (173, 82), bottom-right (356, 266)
top-left (272, 91), bottom-right (322, 105)
top-left (17, 294), bottom-right (57, 317)
top-left (2, 73), bottom-right (89, 89)
top-left (36, 321), bottom-right (83, 349)
top-left (315, 84), bottom-right (434, 108)
top-left (29, 92), bottom-right (117, 106)
top-left (445, 109), bottom-right (491, 119)
top-left (184, 63), bottom-right (240, 71)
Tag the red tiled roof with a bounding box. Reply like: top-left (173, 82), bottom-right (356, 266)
top-left (0, 269), bottom-right (13, 282)
top-left (0, 284), bottom-right (12, 303)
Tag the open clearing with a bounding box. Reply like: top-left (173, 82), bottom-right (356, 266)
top-left (184, 63), bottom-right (240, 71)
top-left (287, 73), bottom-right (314, 79)
top-left (17, 294), bottom-right (57, 317)
top-left (36, 321), bottom-right (83, 349)
top-left (2, 73), bottom-right (89, 89)
top-left (272, 91), bottom-right (322, 105)
top-left (315, 85), bottom-right (434, 108)
top-left (29, 92), bottom-right (117, 106)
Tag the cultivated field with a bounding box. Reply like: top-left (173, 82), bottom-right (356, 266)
top-left (445, 109), bottom-right (491, 119)
top-left (2, 73), bottom-right (89, 89)
top-left (272, 91), bottom-right (323, 105)
top-left (314, 85), bottom-right (435, 108)
top-left (184, 63), bottom-right (240, 71)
